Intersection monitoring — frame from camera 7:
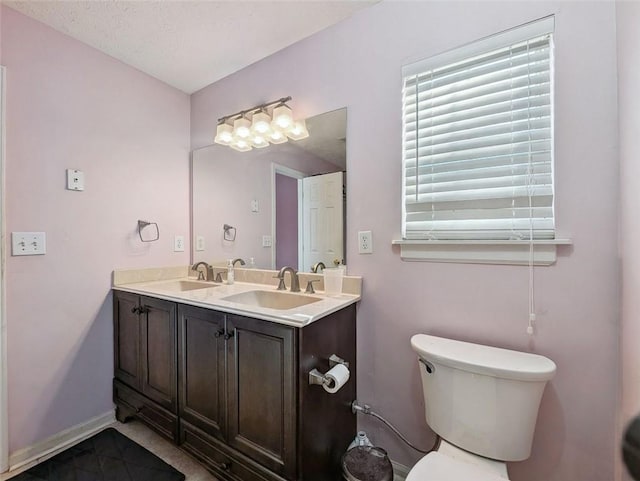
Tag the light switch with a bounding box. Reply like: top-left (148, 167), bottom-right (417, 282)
top-left (66, 169), bottom-right (84, 191)
top-left (262, 235), bottom-right (272, 247)
top-left (196, 236), bottom-right (205, 251)
top-left (12, 232), bottom-right (46, 256)
top-left (251, 199), bottom-right (259, 213)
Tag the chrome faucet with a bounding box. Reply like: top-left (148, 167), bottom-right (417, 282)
top-left (232, 258), bottom-right (246, 267)
top-left (192, 261), bottom-right (213, 281)
top-left (311, 262), bottom-right (326, 273)
top-left (276, 266), bottom-right (300, 292)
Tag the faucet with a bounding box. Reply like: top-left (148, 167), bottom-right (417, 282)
top-left (276, 266), bottom-right (300, 292)
top-left (311, 262), bottom-right (326, 273)
top-left (232, 258), bottom-right (246, 267)
top-left (192, 261), bottom-right (213, 281)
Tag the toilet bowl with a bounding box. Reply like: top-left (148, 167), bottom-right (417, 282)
top-left (406, 441), bottom-right (508, 481)
top-left (408, 334), bottom-right (556, 480)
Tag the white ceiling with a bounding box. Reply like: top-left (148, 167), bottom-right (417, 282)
top-left (3, 0), bottom-right (376, 94)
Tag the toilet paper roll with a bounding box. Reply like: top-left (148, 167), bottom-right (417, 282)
top-left (323, 363), bottom-right (350, 394)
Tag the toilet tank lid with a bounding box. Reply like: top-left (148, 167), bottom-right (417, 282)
top-left (410, 334), bottom-right (556, 382)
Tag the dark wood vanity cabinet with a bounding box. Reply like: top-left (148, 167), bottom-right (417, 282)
top-left (113, 292), bottom-right (178, 439)
top-left (113, 289), bottom-right (356, 481)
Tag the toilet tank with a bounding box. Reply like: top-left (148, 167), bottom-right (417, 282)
top-left (410, 334), bottom-right (556, 462)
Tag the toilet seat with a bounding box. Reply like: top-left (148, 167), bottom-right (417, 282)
top-left (406, 452), bottom-right (508, 481)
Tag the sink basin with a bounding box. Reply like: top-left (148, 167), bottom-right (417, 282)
top-left (152, 280), bottom-right (217, 292)
top-left (221, 290), bottom-right (322, 310)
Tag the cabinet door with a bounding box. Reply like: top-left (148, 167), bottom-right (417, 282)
top-left (226, 314), bottom-right (297, 479)
top-left (140, 296), bottom-right (177, 413)
top-left (178, 305), bottom-right (226, 441)
top-left (113, 291), bottom-right (141, 390)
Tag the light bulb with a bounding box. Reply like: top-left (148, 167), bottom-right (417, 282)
top-left (233, 117), bottom-right (251, 139)
top-left (272, 104), bottom-right (293, 130)
top-left (268, 129), bottom-right (288, 144)
top-left (230, 138), bottom-right (252, 152)
top-left (251, 110), bottom-right (273, 136)
top-left (251, 135), bottom-right (269, 148)
top-left (286, 119), bottom-right (309, 141)
top-left (214, 123), bottom-right (234, 145)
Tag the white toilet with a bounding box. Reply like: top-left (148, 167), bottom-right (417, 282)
top-left (408, 334), bottom-right (556, 480)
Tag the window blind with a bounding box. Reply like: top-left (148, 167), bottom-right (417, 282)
top-left (402, 19), bottom-right (554, 241)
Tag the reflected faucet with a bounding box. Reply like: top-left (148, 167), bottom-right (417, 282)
top-left (276, 266), bottom-right (300, 292)
top-left (192, 261), bottom-right (213, 281)
top-left (311, 262), bottom-right (326, 273)
top-left (232, 258), bottom-right (246, 267)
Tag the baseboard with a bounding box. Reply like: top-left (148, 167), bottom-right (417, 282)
top-left (392, 459), bottom-right (410, 481)
top-left (8, 410), bottom-right (115, 472)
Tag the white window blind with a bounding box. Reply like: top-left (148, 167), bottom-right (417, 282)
top-left (402, 18), bottom-right (555, 241)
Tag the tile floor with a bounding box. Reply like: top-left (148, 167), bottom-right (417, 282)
top-left (0, 420), bottom-right (218, 481)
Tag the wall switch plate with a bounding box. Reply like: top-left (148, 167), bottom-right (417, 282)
top-left (196, 236), bottom-right (205, 251)
top-left (12, 232), bottom-right (46, 256)
top-left (251, 199), bottom-right (259, 213)
top-left (358, 230), bottom-right (373, 254)
top-left (262, 235), bottom-right (272, 247)
top-left (66, 169), bottom-right (84, 191)
top-left (174, 235), bottom-right (185, 252)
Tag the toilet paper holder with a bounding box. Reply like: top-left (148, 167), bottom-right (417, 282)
top-left (309, 354), bottom-right (349, 386)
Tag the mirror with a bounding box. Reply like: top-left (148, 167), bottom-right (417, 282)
top-left (192, 108), bottom-right (347, 272)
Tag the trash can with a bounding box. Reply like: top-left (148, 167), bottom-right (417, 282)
top-left (342, 446), bottom-right (394, 481)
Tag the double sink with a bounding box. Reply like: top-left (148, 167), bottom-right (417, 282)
top-left (151, 279), bottom-right (322, 310)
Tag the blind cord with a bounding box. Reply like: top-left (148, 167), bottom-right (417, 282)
top-left (527, 37), bottom-right (536, 336)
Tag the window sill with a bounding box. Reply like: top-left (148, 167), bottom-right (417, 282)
top-left (391, 239), bottom-right (572, 266)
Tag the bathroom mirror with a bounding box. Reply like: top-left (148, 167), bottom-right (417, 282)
top-left (191, 107), bottom-right (346, 272)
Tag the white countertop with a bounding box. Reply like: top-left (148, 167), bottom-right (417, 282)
top-left (113, 277), bottom-right (360, 327)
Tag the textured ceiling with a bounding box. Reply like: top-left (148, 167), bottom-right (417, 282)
top-left (3, 0), bottom-right (376, 94)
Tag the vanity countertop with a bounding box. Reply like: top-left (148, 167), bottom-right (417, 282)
top-left (113, 267), bottom-right (361, 327)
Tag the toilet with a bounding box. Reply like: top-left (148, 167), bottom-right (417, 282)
top-left (408, 334), bottom-right (556, 480)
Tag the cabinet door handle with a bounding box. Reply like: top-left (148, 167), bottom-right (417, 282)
top-left (224, 331), bottom-right (234, 340)
top-left (219, 462), bottom-right (231, 471)
top-left (131, 306), bottom-right (141, 315)
top-left (139, 306), bottom-right (150, 314)
top-left (213, 329), bottom-right (224, 338)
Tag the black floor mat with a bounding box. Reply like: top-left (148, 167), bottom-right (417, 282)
top-left (10, 427), bottom-right (186, 481)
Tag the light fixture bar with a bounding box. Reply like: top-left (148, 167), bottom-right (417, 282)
top-left (217, 96), bottom-right (292, 124)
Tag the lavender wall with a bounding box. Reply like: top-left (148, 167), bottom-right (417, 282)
top-left (192, 2), bottom-right (620, 480)
top-left (275, 173), bottom-right (298, 269)
top-left (0, 7), bottom-right (191, 452)
top-left (618, 3), bottom-right (640, 480)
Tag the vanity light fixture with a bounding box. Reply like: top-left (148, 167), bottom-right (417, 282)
top-left (287, 119), bottom-right (309, 141)
top-left (251, 109), bottom-right (273, 136)
top-left (268, 130), bottom-right (289, 144)
top-left (214, 122), bottom-right (234, 145)
top-left (214, 96), bottom-right (309, 152)
top-left (272, 103), bottom-right (294, 130)
top-left (233, 116), bottom-right (252, 139)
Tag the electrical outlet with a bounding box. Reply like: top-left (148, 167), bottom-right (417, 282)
top-left (174, 235), bottom-right (185, 252)
top-left (358, 230), bottom-right (373, 254)
top-left (196, 236), bottom-right (205, 251)
top-left (12, 232), bottom-right (46, 256)
top-left (251, 199), bottom-right (259, 213)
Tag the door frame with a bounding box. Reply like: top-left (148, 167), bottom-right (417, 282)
top-left (1, 65), bottom-right (8, 473)
top-left (270, 163), bottom-right (304, 270)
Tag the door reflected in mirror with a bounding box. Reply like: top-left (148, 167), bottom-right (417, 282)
top-left (192, 108), bottom-right (346, 272)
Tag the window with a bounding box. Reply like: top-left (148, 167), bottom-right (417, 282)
top-left (401, 18), bottom-right (555, 246)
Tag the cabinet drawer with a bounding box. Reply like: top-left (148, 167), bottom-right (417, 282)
top-left (114, 379), bottom-right (178, 442)
top-left (180, 421), bottom-right (287, 481)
